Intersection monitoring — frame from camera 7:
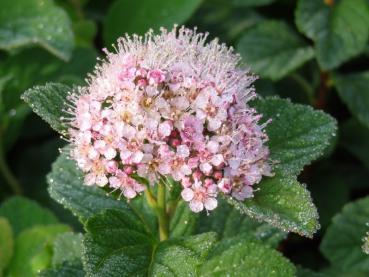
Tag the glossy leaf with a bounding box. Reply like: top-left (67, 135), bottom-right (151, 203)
top-left (227, 174), bottom-right (319, 237)
top-left (252, 97), bottom-right (337, 176)
top-left (295, 0), bottom-right (369, 69)
top-left (22, 83), bottom-right (71, 135)
top-left (0, 217), bottom-right (13, 273)
top-left (200, 236), bottom-right (296, 276)
top-left (335, 71), bottom-right (369, 129)
top-left (170, 201), bottom-right (199, 238)
top-left (104, 0), bottom-right (201, 45)
top-left (7, 224), bottom-right (70, 277)
top-left (0, 196), bottom-right (58, 236)
top-left (82, 209), bottom-right (217, 276)
top-left (197, 199), bottom-right (286, 248)
top-left (237, 20), bottom-right (314, 80)
top-left (47, 151), bottom-right (131, 224)
top-left (321, 196), bottom-right (369, 272)
top-left (0, 0), bottom-right (74, 60)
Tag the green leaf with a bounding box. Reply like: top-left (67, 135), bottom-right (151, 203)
top-left (0, 217), bottom-right (13, 273)
top-left (335, 71), bottom-right (369, 129)
top-left (47, 151), bottom-right (131, 224)
top-left (22, 83), bottom-right (71, 135)
top-left (149, 232), bottom-right (216, 276)
top-left (52, 232), bottom-right (83, 267)
top-left (39, 262), bottom-right (85, 277)
top-left (227, 173), bottom-right (319, 237)
top-left (232, 0), bottom-right (275, 7)
top-left (320, 267), bottom-right (367, 277)
top-left (82, 209), bottom-right (217, 276)
top-left (7, 224), bottom-right (70, 277)
top-left (130, 196), bottom-right (158, 237)
top-left (0, 47), bottom-right (96, 102)
top-left (320, 196), bottom-right (369, 272)
top-left (39, 231), bottom-right (85, 276)
top-left (197, 199), bottom-right (286, 248)
top-left (341, 119), bottom-right (369, 169)
top-left (169, 201), bottom-right (199, 238)
top-left (295, 0), bottom-right (369, 70)
top-left (252, 97), bottom-right (337, 176)
top-left (0, 196), bottom-right (58, 236)
top-left (0, 0), bottom-right (74, 60)
top-left (73, 20), bottom-right (97, 48)
top-left (237, 20), bottom-right (314, 80)
top-left (200, 236), bottom-right (296, 276)
top-left (104, 0), bottom-right (201, 45)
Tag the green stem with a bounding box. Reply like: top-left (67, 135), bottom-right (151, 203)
top-left (144, 187), bottom-right (157, 210)
top-left (157, 181), bottom-right (169, 241)
top-left (0, 138), bottom-right (22, 195)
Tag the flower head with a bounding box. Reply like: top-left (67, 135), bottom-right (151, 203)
top-left (66, 26), bottom-right (272, 212)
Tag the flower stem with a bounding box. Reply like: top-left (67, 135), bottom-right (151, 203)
top-left (314, 71), bottom-right (331, 109)
top-left (144, 187), bottom-right (157, 209)
top-left (0, 138), bottom-right (22, 195)
top-left (157, 181), bottom-right (169, 241)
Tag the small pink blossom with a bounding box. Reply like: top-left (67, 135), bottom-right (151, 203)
top-left (181, 181), bottom-right (218, 213)
top-left (179, 115), bottom-right (204, 145)
top-left (148, 69), bottom-right (166, 85)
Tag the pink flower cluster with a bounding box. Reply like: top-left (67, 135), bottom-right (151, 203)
top-left (66, 26), bottom-right (272, 213)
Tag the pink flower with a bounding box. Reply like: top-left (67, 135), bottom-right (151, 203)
top-left (109, 170), bottom-right (145, 199)
top-left (218, 178), bottom-right (232, 194)
top-left (232, 185), bottom-right (253, 201)
top-left (179, 115), bottom-right (204, 145)
top-left (148, 69), bottom-right (166, 85)
top-left (67, 26), bottom-right (271, 211)
top-left (181, 181), bottom-right (218, 213)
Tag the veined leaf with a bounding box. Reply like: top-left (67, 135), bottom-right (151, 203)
top-left (197, 199), bottom-right (286, 248)
top-left (0, 0), bottom-right (74, 60)
top-left (200, 236), bottom-right (296, 276)
top-left (321, 196), bottom-right (369, 272)
top-left (227, 174), bottom-right (319, 237)
top-left (82, 209), bottom-right (217, 276)
top-left (104, 0), bottom-right (201, 45)
top-left (237, 20), bottom-right (314, 80)
top-left (252, 97), bottom-right (337, 176)
top-left (335, 71), bottom-right (369, 129)
top-left (47, 151), bottom-right (131, 224)
top-left (22, 83), bottom-right (71, 136)
top-left (295, 0), bottom-right (369, 69)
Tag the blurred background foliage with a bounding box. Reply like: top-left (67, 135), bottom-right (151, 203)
top-left (0, 0), bottom-right (369, 275)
